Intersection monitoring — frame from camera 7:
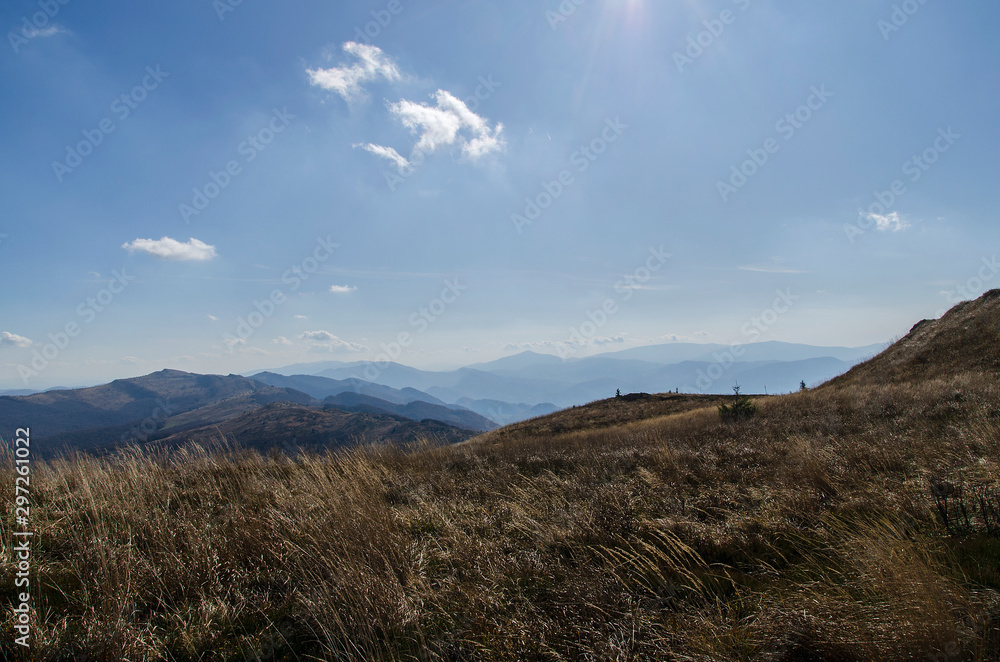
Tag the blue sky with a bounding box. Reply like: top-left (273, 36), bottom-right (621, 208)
top-left (1, 0), bottom-right (998, 388)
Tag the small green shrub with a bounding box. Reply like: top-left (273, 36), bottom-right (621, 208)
top-left (718, 385), bottom-right (758, 421)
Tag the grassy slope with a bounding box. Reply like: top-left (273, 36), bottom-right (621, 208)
top-left (2, 375), bottom-right (999, 660)
top-left (829, 289), bottom-right (1000, 387)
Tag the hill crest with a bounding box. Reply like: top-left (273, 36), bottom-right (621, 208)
top-left (828, 289), bottom-right (1000, 387)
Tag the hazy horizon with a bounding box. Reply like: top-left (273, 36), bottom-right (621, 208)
top-left (1, 337), bottom-right (895, 393)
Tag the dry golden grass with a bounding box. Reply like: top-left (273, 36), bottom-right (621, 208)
top-left (3, 373), bottom-right (1000, 660)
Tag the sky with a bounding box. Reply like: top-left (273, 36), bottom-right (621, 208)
top-left (1, 0), bottom-right (998, 389)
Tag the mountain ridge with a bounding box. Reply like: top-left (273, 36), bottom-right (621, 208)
top-left (827, 289), bottom-right (1000, 387)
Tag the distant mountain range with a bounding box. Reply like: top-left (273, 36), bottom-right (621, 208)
top-left (248, 372), bottom-right (450, 406)
top-left (248, 372), bottom-right (497, 431)
top-left (0, 340), bottom-right (886, 456)
top-left (0, 370), bottom-right (314, 450)
top-left (0, 370), bottom-right (480, 456)
top-left (0, 387), bottom-right (72, 397)
top-left (256, 341), bottom-right (886, 407)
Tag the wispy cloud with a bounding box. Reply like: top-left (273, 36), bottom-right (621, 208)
top-left (355, 143), bottom-right (411, 171)
top-left (0, 332), bottom-right (32, 348)
top-left (738, 265), bottom-right (807, 274)
top-left (24, 25), bottom-right (65, 39)
top-left (329, 284), bottom-right (357, 294)
top-left (860, 210), bottom-right (910, 232)
top-left (272, 336), bottom-right (293, 346)
top-left (307, 42), bottom-right (402, 103)
top-left (301, 330), bottom-right (367, 353)
top-left (657, 332), bottom-right (709, 343)
top-left (123, 237), bottom-right (218, 261)
top-left (593, 334), bottom-right (628, 345)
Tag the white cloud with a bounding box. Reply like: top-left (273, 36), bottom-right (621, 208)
top-left (302, 330), bottom-right (340, 343)
top-left (356, 143), bottom-right (410, 171)
top-left (123, 237), bottom-right (217, 261)
top-left (307, 42), bottom-right (402, 103)
top-left (593, 334), bottom-right (629, 346)
top-left (380, 90), bottom-right (504, 167)
top-left (207, 315), bottom-right (218, 321)
top-left (120, 356), bottom-right (143, 365)
top-left (308, 44), bottom-right (503, 171)
top-left (0, 332), bottom-right (32, 348)
top-left (329, 284), bottom-right (357, 293)
top-left (301, 330), bottom-right (367, 353)
top-left (860, 210), bottom-right (910, 232)
top-left (272, 336), bottom-right (293, 346)
top-left (294, 315), bottom-right (310, 320)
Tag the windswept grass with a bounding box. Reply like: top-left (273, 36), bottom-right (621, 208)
top-left (3, 374), bottom-right (1000, 660)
